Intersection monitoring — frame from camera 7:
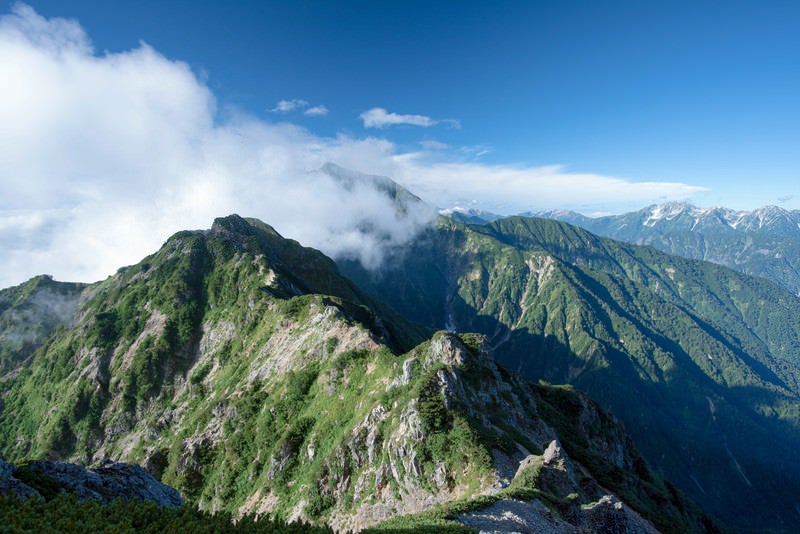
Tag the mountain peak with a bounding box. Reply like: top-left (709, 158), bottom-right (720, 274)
top-left (318, 162), bottom-right (410, 197)
top-left (640, 202), bottom-right (696, 225)
top-left (210, 213), bottom-right (256, 236)
top-left (439, 207), bottom-right (504, 225)
top-left (209, 213), bottom-right (283, 241)
top-left (318, 162), bottom-right (432, 216)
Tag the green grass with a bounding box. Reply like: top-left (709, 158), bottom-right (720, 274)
top-left (0, 494), bottom-right (332, 533)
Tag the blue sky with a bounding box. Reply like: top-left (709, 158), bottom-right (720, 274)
top-left (1, 1), bottom-right (799, 286)
top-left (27, 0), bottom-right (798, 199)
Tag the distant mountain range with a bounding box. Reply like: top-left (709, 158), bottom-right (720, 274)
top-left (438, 202), bottom-right (800, 297)
top-left (438, 207), bottom-right (506, 226)
top-left (530, 203), bottom-right (800, 296)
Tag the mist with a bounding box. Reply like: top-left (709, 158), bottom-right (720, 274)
top-left (0, 5), bottom-right (705, 289)
top-left (0, 5), bottom-right (441, 288)
top-left (0, 281), bottom-right (83, 358)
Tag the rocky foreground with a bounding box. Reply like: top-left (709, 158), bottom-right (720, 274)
top-left (0, 452), bottom-right (671, 533)
top-left (0, 456), bottom-right (182, 506)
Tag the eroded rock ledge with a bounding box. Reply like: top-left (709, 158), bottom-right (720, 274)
top-left (0, 456), bottom-right (183, 507)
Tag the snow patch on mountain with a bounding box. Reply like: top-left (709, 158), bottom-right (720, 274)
top-left (636, 203), bottom-right (799, 233)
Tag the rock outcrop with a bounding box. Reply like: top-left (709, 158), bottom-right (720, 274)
top-left (0, 457), bottom-right (183, 507)
top-left (457, 495), bottom-right (660, 534)
top-left (0, 457), bottom-right (39, 500)
top-left (458, 498), bottom-right (574, 533)
top-left (456, 434), bottom-right (662, 533)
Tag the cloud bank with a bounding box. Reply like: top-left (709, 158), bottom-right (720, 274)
top-left (0, 4), bottom-right (705, 288)
top-left (393, 161), bottom-right (705, 216)
top-left (0, 5), bottom-right (432, 287)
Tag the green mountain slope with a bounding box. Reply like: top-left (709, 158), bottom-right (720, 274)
top-left (339, 215), bottom-right (800, 532)
top-left (0, 215), bottom-right (716, 532)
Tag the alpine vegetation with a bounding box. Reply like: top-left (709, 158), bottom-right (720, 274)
top-left (1, 215), bottom-right (719, 533)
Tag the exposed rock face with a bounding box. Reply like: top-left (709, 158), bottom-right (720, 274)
top-left (0, 457), bottom-right (39, 500)
top-left (461, 437), bottom-right (661, 534)
top-left (536, 439), bottom-right (579, 497)
top-left (0, 457), bottom-right (183, 507)
top-left (329, 333), bottom-right (673, 532)
top-left (458, 498), bottom-right (574, 533)
top-left (581, 496), bottom-right (660, 534)
top-left (457, 496), bottom-right (660, 534)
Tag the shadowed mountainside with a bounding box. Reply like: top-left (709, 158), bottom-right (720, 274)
top-left (340, 215), bottom-right (800, 532)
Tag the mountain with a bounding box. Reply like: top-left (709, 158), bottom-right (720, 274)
top-left (339, 215), bottom-right (800, 532)
top-left (535, 202), bottom-right (800, 296)
top-left (319, 162), bottom-right (433, 218)
top-left (439, 207), bottom-right (505, 225)
top-left (320, 163), bottom-right (504, 227)
top-left (0, 215), bottom-right (715, 532)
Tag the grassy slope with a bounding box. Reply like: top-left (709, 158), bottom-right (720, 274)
top-left (0, 216), bottom-right (717, 532)
top-left (339, 215), bottom-right (800, 531)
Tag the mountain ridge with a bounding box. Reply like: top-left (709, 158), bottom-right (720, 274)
top-left (0, 214), bottom-right (718, 532)
top-left (535, 203), bottom-right (800, 232)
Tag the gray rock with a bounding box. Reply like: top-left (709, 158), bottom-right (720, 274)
top-left (580, 495), bottom-right (660, 534)
top-left (427, 333), bottom-right (469, 368)
top-left (540, 439), bottom-right (579, 496)
top-left (89, 460), bottom-right (184, 507)
top-left (0, 457), bottom-right (40, 501)
top-left (458, 495), bottom-right (662, 534)
top-left (1, 458), bottom-right (183, 507)
top-left (457, 498), bottom-right (575, 533)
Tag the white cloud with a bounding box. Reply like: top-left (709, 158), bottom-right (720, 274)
top-left (270, 98), bottom-right (308, 113)
top-left (271, 99), bottom-right (328, 117)
top-left (360, 107), bottom-right (438, 128)
top-left (420, 140), bottom-right (449, 150)
top-left (304, 104), bottom-right (329, 117)
top-left (360, 107), bottom-right (460, 129)
top-left (0, 4), bottom-right (708, 289)
top-left (459, 144), bottom-right (492, 158)
top-left (391, 160), bottom-right (706, 215)
top-left (0, 5), bottom-right (433, 288)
